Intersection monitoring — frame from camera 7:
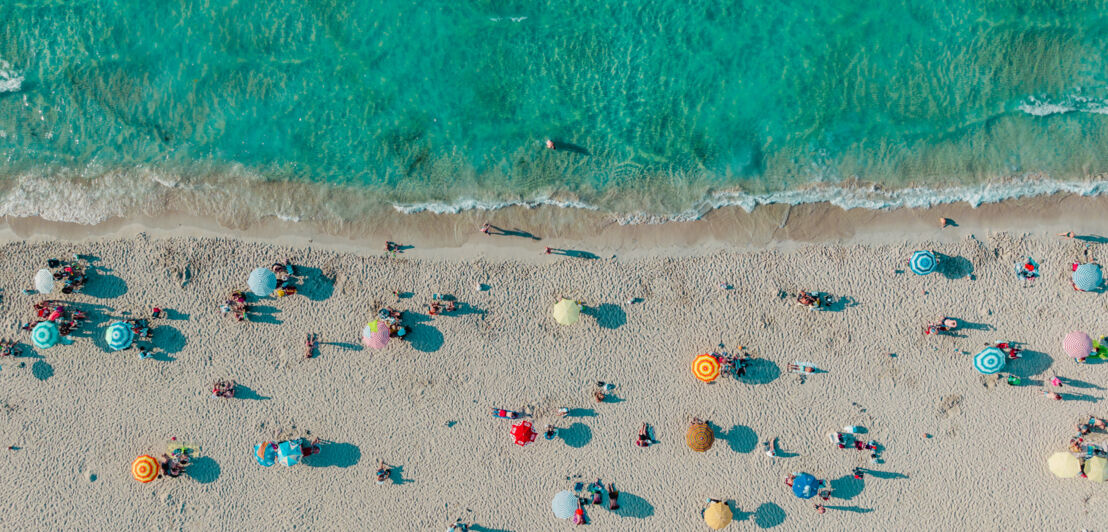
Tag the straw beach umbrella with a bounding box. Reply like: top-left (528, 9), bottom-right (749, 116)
top-left (909, 250), bottom-right (937, 276)
top-left (104, 321), bottom-right (134, 351)
top-left (792, 473), bottom-right (820, 499)
top-left (32, 321), bottom-right (60, 349)
top-left (34, 269), bottom-right (54, 294)
top-left (692, 354), bottom-right (720, 383)
top-left (1085, 456), bottom-right (1108, 482)
top-left (131, 455), bottom-right (159, 483)
top-left (973, 347), bottom-right (1005, 375)
top-left (1072, 263), bottom-right (1102, 292)
top-left (254, 442), bottom-right (277, 467)
top-left (248, 267), bottom-right (277, 297)
top-left (686, 420), bottom-right (714, 452)
top-left (1048, 452), bottom-right (1081, 478)
top-left (1063, 332), bottom-right (1093, 360)
top-left (551, 490), bottom-right (576, 519)
top-left (552, 298), bottom-right (581, 325)
top-left (704, 501), bottom-right (732, 529)
top-left (362, 320), bottom-right (389, 350)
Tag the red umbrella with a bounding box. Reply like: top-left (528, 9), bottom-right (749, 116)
top-left (511, 420), bottom-right (536, 447)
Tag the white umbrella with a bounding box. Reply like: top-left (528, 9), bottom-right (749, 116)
top-left (551, 490), bottom-right (576, 519)
top-left (34, 269), bottom-right (54, 294)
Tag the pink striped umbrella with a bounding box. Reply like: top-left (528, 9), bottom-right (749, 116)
top-left (362, 320), bottom-right (389, 350)
top-left (1063, 331), bottom-right (1093, 359)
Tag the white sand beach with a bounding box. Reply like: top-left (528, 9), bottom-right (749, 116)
top-left (0, 203), bottom-right (1107, 531)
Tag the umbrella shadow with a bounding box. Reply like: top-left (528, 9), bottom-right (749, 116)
top-left (235, 384), bottom-right (270, 401)
top-left (560, 422), bottom-right (593, 448)
top-left (404, 312), bottom-right (444, 352)
top-left (710, 423), bottom-right (757, 453)
top-left (152, 324), bottom-right (187, 354)
top-left (32, 359), bottom-right (53, 381)
top-left (305, 441), bottom-right (361, 468)
top-left (742, 358), bottom-right (781, 385)
top-left (186, 456), bottom-right (220, 484)
top-left (582, 304), bottom-right (626, 329)
top-left (937, 254), bottom-right (973, 280)
top-left (753, 502), bottom-right (786, 528)
top-left (615, 491), bottom-right (654, 519)
top-left (248, 305), bottom-right (283, 325)
top-left (290, 265), bottom-right (334, 302)
top-left (1009, 349), bottom-right (1053, 378)
top-left (82, 268), bottom-right (128, 299)
top-left (828, 474), bottom-right (865, 500)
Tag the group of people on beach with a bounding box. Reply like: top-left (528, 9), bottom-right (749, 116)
top-left (28, 258), bottom-right (89, 295)
top-left (22, 300), bottom-right (88, 336)
top-left (377, 307), bottom-right (409, 339)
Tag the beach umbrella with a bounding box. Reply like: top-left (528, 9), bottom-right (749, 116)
top-left (551, 490), bottom-right (577, 519)
top-left (792, 473), bottom-right (820, 499)
top-left (34, 269), bottom-right (54, 294)
top-left (1085, 456), bottom-right (1108, 482)
top-left (511, 420), bottom-right (536, 447)
top-left (692, 354), bottom-right (720, 383)
top-left (704, 501), bottom-right (733, 530)
top-left (254, 441), bottom-right (276, 467)
top-left (973, 347), bottom-right (1006, 375)
top-left (131, 455), bottom-right (159, 483)
top-left (909, 250), bottom-right (937, 276)
top-left (1048, 452), bottom-right (1081, 478)
top-left (686, 421), bottom-right (714, 452)
top-left (248, 267), bottom-right (277, 297)
top-left (31, 321), bottom-right (60, 349)
top-left (277, 440), bottom-right (303, 467)
top-left (362, 320), bottom-right (389, 350)
top-left (552, 298), bottom-right (581, 326)
top-left (104, 321), bottom-right (134, 351)
top-left (1063, 332), bottom-right (1094, 359)
top-left (1073, 263), bottom-right (1103, 292)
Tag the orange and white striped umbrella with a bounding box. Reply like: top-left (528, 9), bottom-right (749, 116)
top-left (692, 354), bottom-right (720, 382)
top-left (132, 455), bottom-right (160, 483)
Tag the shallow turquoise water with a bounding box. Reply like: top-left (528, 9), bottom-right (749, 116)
top-left (0, 0), bottom-right (1106, 223)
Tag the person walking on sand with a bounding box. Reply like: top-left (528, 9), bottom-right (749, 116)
top-left (814, 504), bottom-right (826, 514)
top-left (480, 222), bottom-right (491, 235)
top-left (1042, 390), bottom-right (1062, 401)
top-left (1059, 231), bottom-right (1076, 239)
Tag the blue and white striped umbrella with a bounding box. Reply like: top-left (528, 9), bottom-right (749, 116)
top-left (909, 250), bottom-right (937, 276)
top-left (248, 267), bottom-right (277, 297)
top-left (104, 321), bottom-right (134, 351)
top-left (1073, 263), bottom-right (1103, 292)
top-left (974, 347), bottom-right (1006, 374)
top-left (32, 321), bottom-right (60, 349)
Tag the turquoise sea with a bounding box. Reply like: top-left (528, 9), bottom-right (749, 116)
top-left (0, 0), bottom-right (1107, 225)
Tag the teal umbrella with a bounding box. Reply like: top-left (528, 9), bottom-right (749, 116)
top-left (32, 321), bottom-right (60, 349)
top-left (104, 321), bottom-right (134, 351)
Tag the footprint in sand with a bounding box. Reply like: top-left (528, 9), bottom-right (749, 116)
top-left (937, 394), bottom-right (963, 418)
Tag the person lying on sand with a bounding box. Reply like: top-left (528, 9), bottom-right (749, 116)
top-left (544, 425), bottom-right (558, 441)
top-left (796, 291), bottom-right (820, 309)
top-left (376, 460), bottom-right (391, 484)
top-left (635, 423), bottom-right (654, 448)
top-left (301, 437), bottom-right (322, 457)
top-left (304, 333), bottom-right (318, 359)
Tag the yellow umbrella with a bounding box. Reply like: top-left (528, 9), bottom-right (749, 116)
top-left (692, 354), bottom-right (720, 382)
top-left (552, 299), bottom-right (581, 325)
top-left (132, 455), bottom-right (160, 483)
top-left (1048, 451), bottom-right (1081, 478)
top-left (1085, 456), bottom-right (1108, 482)
top-left (704, 501), bottom-right (732, 529)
